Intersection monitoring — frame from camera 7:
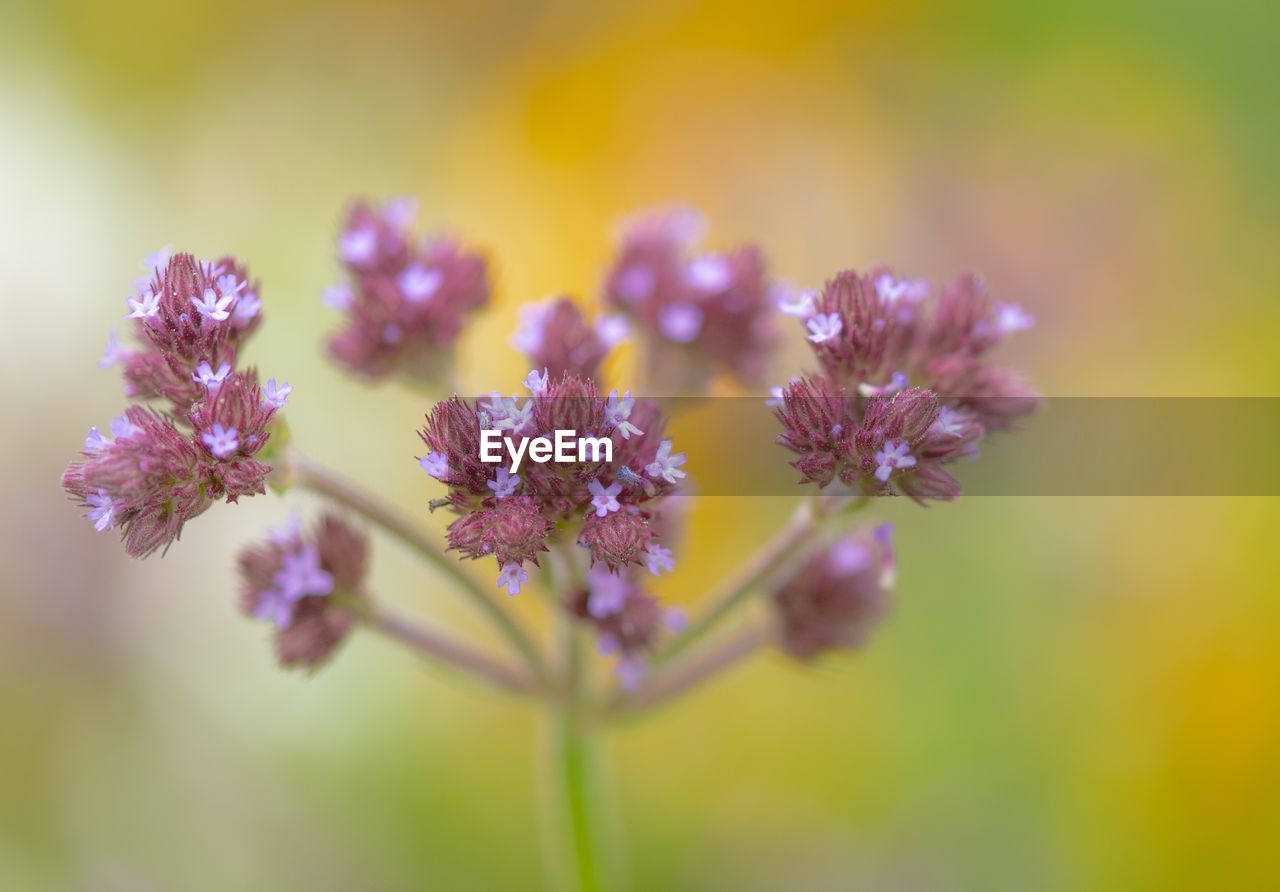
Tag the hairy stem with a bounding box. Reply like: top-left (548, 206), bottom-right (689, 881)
top-left (343, 596), bottom-right (534, 695)
top-left (653, 495), bottom-right (864, 665)
top-left (283, 448), bottom-right (549, 686)
top-left (608, 624), bottom-right (768, 718)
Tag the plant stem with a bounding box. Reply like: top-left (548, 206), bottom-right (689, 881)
top-left (343, 596), bottom-right (534, 695)
top-left (608, 624), bottom-right (768, 719)
top-left (283, 448), bottom-right (549, 686)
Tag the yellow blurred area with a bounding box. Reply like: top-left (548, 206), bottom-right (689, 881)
top-left (2, 1), bottom-right (1278, 889)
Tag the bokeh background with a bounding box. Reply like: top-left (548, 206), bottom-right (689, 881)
top-left (3, 1), bottom-right (1279, 889)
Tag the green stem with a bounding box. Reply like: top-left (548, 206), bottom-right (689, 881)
top-left (283, 448), bottom-right (550, 687)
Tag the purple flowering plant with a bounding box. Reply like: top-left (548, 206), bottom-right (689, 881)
top-left (63, 200), bottom-right (1036, 890)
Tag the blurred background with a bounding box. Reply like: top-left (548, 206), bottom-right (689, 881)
top-left (3, 1), bottom-right (1279, 889)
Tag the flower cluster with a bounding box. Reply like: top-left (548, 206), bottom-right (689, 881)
top-left (417, 372), bottom-right (687, 595)
top-left (773, 269), bottom-right (1037, 501)
top-left (566, 564), bottom-right (685, 688)
top-left (511, 296), bottom-right (629, 383)
top-left (63, 251), bottom-right (288, 556)
top-left (238, 513), bottom-right (369, 670)
top-left (324, 197), bottom-right (490, 381)
top-left (771, 525), bottom-right (895, 659)
top-left (601, 206), bottom-right (777, 388)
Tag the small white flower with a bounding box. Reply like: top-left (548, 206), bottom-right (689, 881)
top-left (874, 274), bottom-right (929, 305)
top-left (487, 467), bottom-right (519, 499)
top-left (873, 439), bottom-right (916, 482)
top-left (215, 274), bottom-right (246, 299)
top-left (588, 478), bottom-right (622, 517)
top-left (419, 452), bottom-right (449, 480)
top-left (645, 440), bottom-right (687, 484)
top-left (497, 562), bottom-right (528, 596)
top-left (806, 312), bottom-right (842, 344)
top-left (109, 414), bottom-right (140, 440)
top-left (857, 371), bottom-right (909, 398)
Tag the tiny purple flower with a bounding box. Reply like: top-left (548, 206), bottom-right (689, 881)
top-left (933, 407), bottom-right (965, 438)
top-left (273, 545), bottom-right (334, 601)
top-left (127, 291), bottom-right (161, 320)
top-left (419, 451), bottom-right (449, 480)
top-left (253, 587), bottom-right (295, 629)
top-left (686, 255), bottom-right (732, 292)
top-left (339, 226), bottom-right (378, 265)
top-left (658, 303), bottom-right (703, 343)
top-left (994, 302), bottom-right (1035, 335)
top-left (397, 262), bottom-right (443, 303)
top-left (511, 301), bottom-right (552, 353)
top-left (587, 569), bottom-right (629, 618)
top-left (644, 543), bottom-right (675, 576)
top-left (322, 283), bottom-right (353, 311)
top-left (596, 632), bottom-right (621, 656)
top-left (84, 426), bottom-right (107, 453)
top-left (873, 439), bottom-right (916, 482)
top-left (778, 289), bottom-right (818, 318)
top-left (262, 378), bottom-right (292, 410)
top-left (645, 440), bottom-right (687, 484)
top-left (193, 361), bottom-right (232, 395)
top-left (109, 413), bottom-right (140, 440)
top-left (806, 312), bottom-right (842, 344)
top-left (605, 390), bottom-right (643, 439)
top-left (99, 330), bottom-right (128, 369)
top-left (86, 489), bottom-right (117, 532)
top-left (215, 274), bottom-right (246, 298)
top-left (588, 478), bottom-right (623, 517)
top-left (497, 562), bottom-right (528, 596)
top-left (524, 368), bottom-right (550, 396)
top-left (614, 264), bottom-right (656, 303)
top-left (616, 656), bottom-right (647, 691)
top-left (595, 314), bottom-right (630, 347)
top-left (231, 290), bottom-right (261, 326)
top-left (191, 287), bottom-right (234, 322)
top-left (858, 370), bottom-right (909, 398)
top-left (874, 273), bottom-right (930, 305)
top-left (488, 467), bottom-right (519, 500)
top-left (202, 423), bottom-right (239, 459)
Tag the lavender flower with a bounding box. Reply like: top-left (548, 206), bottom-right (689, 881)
top-left (601, 206), bottom-right (778, 389)
top-left (771, 526), bottom-right (894, 659)
top-left (239, 514), bottom-right (368, 670)
top-left (325, 198), bottom-right (490, 381)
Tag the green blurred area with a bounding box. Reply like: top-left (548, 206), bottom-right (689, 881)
top-left (2, 1), bottom-right (1279, 889)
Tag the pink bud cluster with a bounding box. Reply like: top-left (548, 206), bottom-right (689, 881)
top-left (63, 252), bottom-right (288, 556)
top-left (238, 513), bottom-right (369, 670)
top-left (774, 269), bottom-right (1037, 501)
top-left (512, 296), bottom-right (629, 383)
top-left (601, 206), bottom-right (777, 387)
top-left (772, 524), bottom-right (895, 659)
top-left (417, 373), bottom-right (686, 595)
top-left (566, 564), bottom-right (684, 689)
top-left (325, 198), bottom-right (490, 380)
